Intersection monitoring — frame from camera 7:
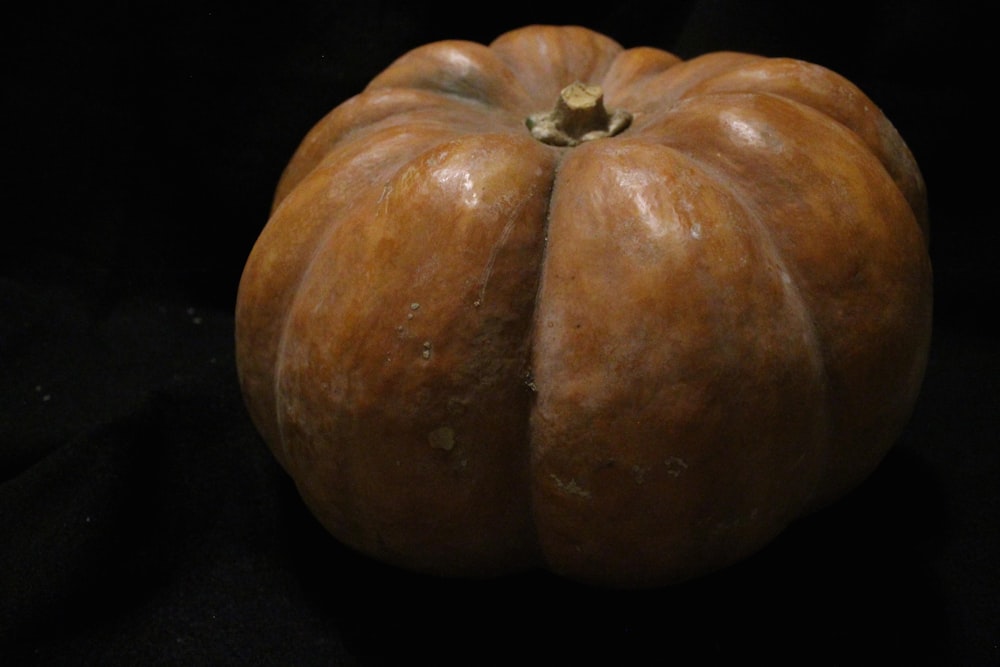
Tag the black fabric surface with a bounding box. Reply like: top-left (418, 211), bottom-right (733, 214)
top-left (3, 2), bottom-right (997, 665)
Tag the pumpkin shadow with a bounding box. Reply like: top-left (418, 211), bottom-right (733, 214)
top-left (279, 444), bottom-right (949, 666)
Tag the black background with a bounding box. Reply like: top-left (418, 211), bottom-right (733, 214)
top-left (3, 1), bottom-right (997, 665)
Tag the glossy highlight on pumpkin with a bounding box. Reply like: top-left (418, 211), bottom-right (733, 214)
top-left (235, 25), bottom-right (932, 588)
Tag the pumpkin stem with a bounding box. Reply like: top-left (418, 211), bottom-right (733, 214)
top-left (526, 82), bottom-right (632, 146)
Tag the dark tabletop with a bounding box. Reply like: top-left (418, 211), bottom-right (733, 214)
top-left (3, 1), bottom-right (997, 665)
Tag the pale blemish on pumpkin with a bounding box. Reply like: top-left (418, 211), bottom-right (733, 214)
top-left (550, 474), bottom-right (591, 498)
top-left (664, 457), bottom-right (688, 477)
top-left (428, 426), bottom-right (455, 451)
top-left (421, 341), bottom-right (432, 359)
top-left (710, 507), bottom-right (760, 537)
top-left (477, 209), bottom-right (519, 307)
top-left (377, 182), bottom-right (392, 204)
top-left (631, 464), bottom-right (649, 484)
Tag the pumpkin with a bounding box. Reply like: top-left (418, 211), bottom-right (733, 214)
top-left (235, 25), bottom-right (932, 588)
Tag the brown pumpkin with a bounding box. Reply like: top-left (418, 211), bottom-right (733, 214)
top-left (235, 25), bottom-right (932, 588)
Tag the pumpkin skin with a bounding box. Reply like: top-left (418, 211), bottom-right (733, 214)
top-left (235, 25), bottom-right (932, 588)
